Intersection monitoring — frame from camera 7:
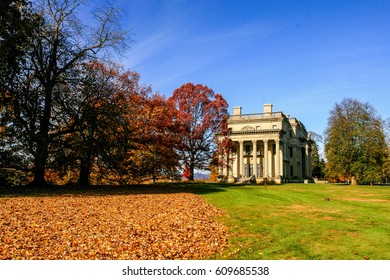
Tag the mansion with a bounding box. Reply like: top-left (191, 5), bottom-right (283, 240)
top-left (219, 104), bottom-right (312, 184)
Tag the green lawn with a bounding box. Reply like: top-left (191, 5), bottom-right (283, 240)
top-left (191, 183), bottom-right (390, 260)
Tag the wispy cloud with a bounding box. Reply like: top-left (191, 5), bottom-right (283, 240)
top-left (124, 28), bottom-right (175, 69)
top-left (131, 21), bottom-right (281, 92)
top-left (192, 21), bottom-right (280, 46)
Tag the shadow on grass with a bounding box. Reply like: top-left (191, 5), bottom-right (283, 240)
top-left (0, 182), bottom-right (235, 198)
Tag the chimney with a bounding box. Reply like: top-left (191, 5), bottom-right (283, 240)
top-left (233, 106), bottom-right (242, 116)
top-left (264, 104), bottom-right (273, 114)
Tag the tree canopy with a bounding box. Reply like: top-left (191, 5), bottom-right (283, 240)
top-left (324, 98), bottom-right (388, 184)
top-left (309, 132), bottom-right (325, 179)
top-left (1, 0), bottom-right (126, 186)
top-left (168, 83), bottom-right (228, 181)
top-left (1, 2), bottom-right (229, 186)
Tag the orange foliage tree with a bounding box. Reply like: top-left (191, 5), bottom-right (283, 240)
top-left (168, 83), bottom-right (229, 181)
top-left (40, 60), bottom-right (186, 185)
top-left (117, 93), bottom-right (181, 183)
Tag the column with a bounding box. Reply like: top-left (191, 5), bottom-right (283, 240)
top-left (308, 146), bottom-right (312, 178)
top-left (223, 150), bottom-right (228, 177)
top-left (226, 149), bottom-right (231, 177)
top-left (239, 140), bottom-right (244, 178)
top-left (292, 146), bottom-right (297, 177)
top-left (280, 141), bottom-right (284, 178)
top-left (219, 153), bottom-right (223, 176)
top-left (297, 146), bottom-right (302, 178)
top-left (275, 139), bottom-right (280, 178)
top-left (252, 140), bottom-right (257, 178)
top-left (263, 140), bottom-right (268, 177)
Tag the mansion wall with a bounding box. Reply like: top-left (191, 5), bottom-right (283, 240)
top-left (219, 104), bottom-right (312, 184)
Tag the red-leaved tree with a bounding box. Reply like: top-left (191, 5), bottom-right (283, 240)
top-left (168, 83), bottom-right (228, 181)
top-left (182, 165), bottom-right (191, 181)
top-left (121, 93), bottom-right (181, 183)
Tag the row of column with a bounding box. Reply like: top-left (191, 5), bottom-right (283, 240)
top-left (219, 139), bottom-right (312, 180)
top-left (238, 139), bottom-right (281, 178)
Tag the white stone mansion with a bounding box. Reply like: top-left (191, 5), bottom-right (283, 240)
top-left (219, 104), bottom-right (312, 184)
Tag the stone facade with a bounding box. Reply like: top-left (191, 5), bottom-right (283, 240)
top-left (219, 104), bottom-right (312, 184)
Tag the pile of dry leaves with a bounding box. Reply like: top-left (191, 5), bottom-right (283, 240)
top-left (0, 192), bottom-right (228, 260)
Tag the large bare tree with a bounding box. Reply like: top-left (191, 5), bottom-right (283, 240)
top-left (3, 0), bottom-right (126, 186)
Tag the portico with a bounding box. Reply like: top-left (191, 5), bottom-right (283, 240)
top-left (219, 104), bottom-right (312, 184)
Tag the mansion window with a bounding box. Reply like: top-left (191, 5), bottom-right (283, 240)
top-left (245, 144), bottom-right (251, 155)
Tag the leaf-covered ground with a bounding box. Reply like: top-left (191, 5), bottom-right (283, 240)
top-left (0, 188), bottom-right (228, 260)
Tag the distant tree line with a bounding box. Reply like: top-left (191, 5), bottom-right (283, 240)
top-left (0, 0), bottom-right (229, 186)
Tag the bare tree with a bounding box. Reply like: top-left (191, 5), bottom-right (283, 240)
top-left (5, 0), bottom-right (127, 186)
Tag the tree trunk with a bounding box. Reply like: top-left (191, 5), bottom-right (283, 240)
top-left (189, 165), bottom-right (195, 181)
top-left (29, 85), bottom-right (53, 187)
top-left (30, 167), bottom-right (47, 187)
top-left (78, 131), bottom-right (95, 185)
top-left (78, 159), bottom-right (91, 186)
top-left (29, 118), bottom-right (50, 187)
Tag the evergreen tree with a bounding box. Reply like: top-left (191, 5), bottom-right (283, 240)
top-left (311, 139), bottom-right (325, 179)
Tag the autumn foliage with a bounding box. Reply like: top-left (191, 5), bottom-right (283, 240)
top-left (168, 83), bottom-right (229, 181)
top-left (0, 1), bottom-right (231, 186)
top-left (1, 57), bottom-right (230, 185)
top-left (0, 187), bottom-right (228, 260)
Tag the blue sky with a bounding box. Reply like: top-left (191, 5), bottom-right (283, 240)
top-left (113, 0), bottom-right (390, 138)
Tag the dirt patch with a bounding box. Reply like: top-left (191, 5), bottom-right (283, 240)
top-left (320, 216), bottom-right (335, 221)
top-left (277, 204), bottom-right (342, 221)
top-left (0, 193), bottom-right (227, 260)
top-left (339, 198), bottom-right (389, 203)
top-left (359, 193), bottom-right (385, 197)
top-left (285, 204), bottom-right (340, 214)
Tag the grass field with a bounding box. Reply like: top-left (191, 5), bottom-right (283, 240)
top-left (1, 183), bottom-right (390, 260)
top-left (191, 183), bottom-right (390, 260)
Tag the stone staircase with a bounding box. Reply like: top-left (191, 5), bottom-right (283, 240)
top-left (237, 176), bottom-right (256, 184)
